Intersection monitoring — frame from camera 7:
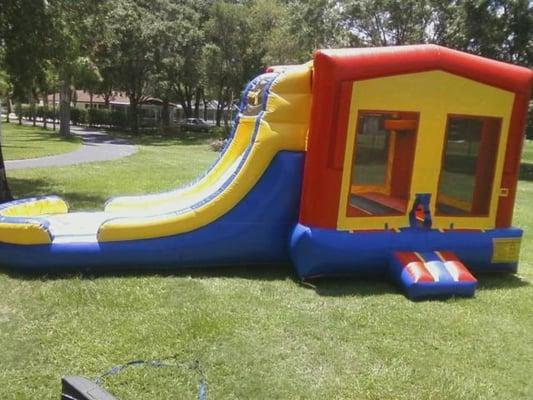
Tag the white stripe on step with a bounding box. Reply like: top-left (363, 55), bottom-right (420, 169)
top-left (443, 261), bottom-right (460, 282)
top-left (424, 261), bottom-right (442, 282)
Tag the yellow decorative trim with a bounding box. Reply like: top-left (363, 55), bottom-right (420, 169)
top-left (0, 222), bottom-right (52, 245)
top-left (0, 197), bottom-right (67, 245)
top-left (337, 71), bottom-right (514, 231)
top-left (0, 198), bottom-right (68, 217)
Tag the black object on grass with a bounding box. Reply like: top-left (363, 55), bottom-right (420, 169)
top-left (61, 358), bottom-right (207, 399)
top-left (61, 376), bottom-right (117, 400)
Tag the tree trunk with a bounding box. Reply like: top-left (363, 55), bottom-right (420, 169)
top-left (59, 71), bottom-right (71, 137)
top-left (215, 85), bottom-right (225, 127)
top-left (89, 92), bottom-right (94, 127)
top-left (203, 97), bottom-right (208, 121)
top-left (194, 87), bottom-right (201, 119)
top-left (161, 98), bottom-right (170, 128)
top-left (43, 94), bottom-right (48, 130)
top-left (30, 92), bottom-right (36, 127)
top-left (52, 92), bottom-right (56, 131)
top-left (17, 102), bottom-right (22, 125)
top-left (176, 84), bottom-right (193, 118)
top-left (129, 96), bottom-right (139, 133)
top-left (71, 89), bottom-right (77, 107)
top-left (215, 99), bottom-right (224, 127)
top-left (224, 90), bottom-right (234, 127)
top-left (0, 98), bottom-right (13, 203)
top-left (6, 96), bottom-right (11, 123)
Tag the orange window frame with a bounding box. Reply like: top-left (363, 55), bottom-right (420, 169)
top-left (436, 114), bottom-right (502, 217)
top-left (347, 110), bottom-right (419, 218)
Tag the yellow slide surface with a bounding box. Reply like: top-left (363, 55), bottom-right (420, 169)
top-left (97, 65), bottom-right (311, 242)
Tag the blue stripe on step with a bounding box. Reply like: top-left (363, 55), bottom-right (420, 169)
top-left (419, 252), bottom-right (454, 283)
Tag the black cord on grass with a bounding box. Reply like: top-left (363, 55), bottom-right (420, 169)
top-left (95, 357), bottom-right (207, 400)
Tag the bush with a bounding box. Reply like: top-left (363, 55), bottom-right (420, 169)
top-left (15, 104), bottom-right (32, 119)
top-left (209, 138), bottom-right (227, 152)
top-left (15, 104), bottom-right (59, 122)
top-left (211, 125), bottom-right (232, 139)
top-left (88, 108), bottom-right (108, 126)
top-left (109, 110), bottom-right (129, 130)
top-left (520, 163), bottom-right (533, 181)
top-left (13, 103), bottom-right (135, 131)
top-left (70, 108), bottom-right (88, 125)
top-left (527, 101), bottom-right (533, 140)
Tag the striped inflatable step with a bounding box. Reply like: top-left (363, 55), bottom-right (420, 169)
top-left (390, 251), bottom-right (478, 300)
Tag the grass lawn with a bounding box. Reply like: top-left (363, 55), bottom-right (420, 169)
top-left (1, 122), bottom-right (81, 161)
top-left (6, 134), bottom-right (216, 209)
top-left (522, 139), bottom-right (533, 164)
top-left (0, 135), bottom-right (532, 399)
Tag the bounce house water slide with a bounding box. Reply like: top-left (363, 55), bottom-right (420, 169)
top-left (1, 45), bottom-right (532, 300)
top-left (0, 65), bottom-right (311, 269)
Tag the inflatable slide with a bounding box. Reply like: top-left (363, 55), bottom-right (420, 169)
top-left (1, 45), bottom-right (532, 299)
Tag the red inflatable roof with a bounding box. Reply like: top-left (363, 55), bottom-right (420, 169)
top-left (314, 44), bottom-right (532, 93)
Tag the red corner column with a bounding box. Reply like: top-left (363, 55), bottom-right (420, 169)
top-left (298, 46), bottom-right (440, 229)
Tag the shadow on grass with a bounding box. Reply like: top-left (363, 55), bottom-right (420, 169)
top-left (3, 263), bottom-right (528, 299)
top-left (301, 276), bottom-right (395, 297)
top-left (7, 176), bottom-right (106, 210)
top-left (4, 263), bottom-right (297, 283)
top-left (3, 258), bottom-right (396, 298)
top-left (5, 123), bottom-right (81, 143)
top-left (17, 134), bottom-right (81, 143)
top-left (106, 129), bottom-right (216, 147)
top-left (475, 272), bottom-right (530, 291)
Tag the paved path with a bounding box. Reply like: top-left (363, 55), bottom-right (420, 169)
top-left (5, 125), bottom-right (137, 170)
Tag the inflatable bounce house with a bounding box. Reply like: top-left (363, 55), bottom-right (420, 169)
top-left (1, 45), bottom-right (532, 299)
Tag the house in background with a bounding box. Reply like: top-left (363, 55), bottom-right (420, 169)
top-left (46, 90), bottom-right (181, 126)
top-left (42, 90), bottom-right (244, 127)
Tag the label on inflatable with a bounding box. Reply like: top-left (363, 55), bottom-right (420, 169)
top-left (491, 238), bottom-right (521, 263)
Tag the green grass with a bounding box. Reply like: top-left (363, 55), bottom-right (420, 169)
top-left (7, 134), bottom-right (216, 210)
top-left (0, 137), bottom-right (532, 399)
top-left (522, 139), bottom-right (533, 164)
top-left (1, 122), bottom-right (81, 161)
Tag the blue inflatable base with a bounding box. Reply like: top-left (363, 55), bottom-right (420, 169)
top-left (289, 223), bottom-right (521, 280)
top-left (0, 152), bottom-right (305, 273)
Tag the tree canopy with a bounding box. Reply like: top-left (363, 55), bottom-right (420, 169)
top-left (0, 0), bottom-right (531, 132)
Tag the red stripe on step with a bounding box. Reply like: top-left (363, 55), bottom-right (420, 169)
top-left (395, 252), bottom-right (420, 266)
top-left (395, 252), bottom-right (435, 283)
top-left (438, 251), bottom-right (477, 282)
top-left (405, 261), bottom-right (435, 283)
top-left (438, 251), bottom-right (460, 262)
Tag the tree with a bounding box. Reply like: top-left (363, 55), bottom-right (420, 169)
top-left (342, 0), bottom-right (433, 46)
top-left (0, 68), bottom-right (13, 202)
top-left (204, 1), bottom-right (264, 126)
top-left (0, 1), bottom-right (50, 202)
top-left (1, 0), bottom-right (49, 135)
top-left (149, 0), bottom-right (206, 124)
top-left (459, 0), bottom-right (532, 66)
top-left (45, 0), bottom-right (107, 136)
top-left (103, 0), bottom-right (162, 133)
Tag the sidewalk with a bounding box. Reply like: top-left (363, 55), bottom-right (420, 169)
top-left (3, 119), bottom-right (137, 170)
